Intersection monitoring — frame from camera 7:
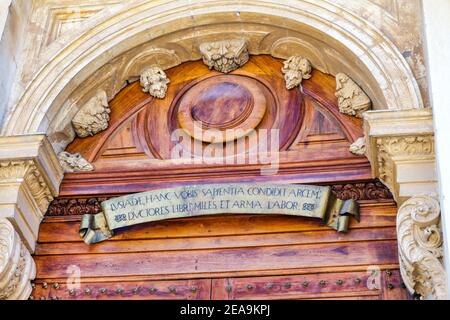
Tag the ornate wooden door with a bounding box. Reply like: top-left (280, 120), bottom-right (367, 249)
top-left (31, 56), bottom-right (410, 300)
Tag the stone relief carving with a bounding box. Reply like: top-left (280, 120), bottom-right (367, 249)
top-left (140, 66), bottom-right (170, 99)
top-left (335, 73), bottom-right (371, 118)
top-left (350, 137), bottom-right (366, 156)
top-left (58, 152), bottom-right (94, 174)
top-left (397, 194), bottom-right (447, 300)
top-left (200, 39), bottom-right (249, 73)
top-left (0, 219), bottom-right (35, 300)
top-left (72, 90), bottom-right (110, 138)
top-left (0, 160), bottom-right (54, 213)
top-left (281, 56), bottom-right (312, 90)
top-left (376, 136), bottom-right (434, 191)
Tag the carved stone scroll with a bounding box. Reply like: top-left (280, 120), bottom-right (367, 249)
top-left (200, 39), bottom-right (249, 73)
top-left (140, 66), bottom-right (170, 99)
top-left (336, 73), bottom-right (371, 118)
top-left (397, 195), bottom-right (448, 300)
top-left (281, 56), bottom-right (312, 89)
top-left (0, 219), bottom-right (36, 300)
top-left (58, 152), bottom-right (94, 173)
top-left (72, 90), bottom-right (110, 138)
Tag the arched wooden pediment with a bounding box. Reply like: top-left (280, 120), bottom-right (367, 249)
top-left (62, 56), bottom-right (368, 196)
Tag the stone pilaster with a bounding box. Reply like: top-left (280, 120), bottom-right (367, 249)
top-left (397, 194), bottom-right (447, 300)
top-left (0, 135), bottom-right (62, 300)
top-left (0, 135), bottom-right (63, 252)
top-left (364, 109), bottom-right (437, 205)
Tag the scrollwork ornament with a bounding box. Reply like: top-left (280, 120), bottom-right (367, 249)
top-left (0, 219), bottom-right (35, 300)
top-left (397, 194), bottom-right (447, 300)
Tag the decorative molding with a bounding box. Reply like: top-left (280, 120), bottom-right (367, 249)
top-left (72, 90), bottom-right (110, 138)
top-left (58, 152), bottom-right (93, 173)
top-left (199, 39), bottom-right (249, 73)
top-left (0, 219), bottom-right (36, 300)
top-left (350, 137), bottom-right (366, 156)
top-left (281, 56), bottom-right (312, 90)
top-left (47, 197), bottom-right (107, 216)
top-left (364, 109), bottom-right (437, 204)
top-left (140, 66), bottom-right (170, 99)
top-left (330, 181), bottom-right (392, 201)
top-left (397, 194), bottom-right (447, 300)
top-left (336, 73), bottom-right (371, 118)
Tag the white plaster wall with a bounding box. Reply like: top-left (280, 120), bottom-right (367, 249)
top-left (0, 0), bottom-right (12, 37)
top-left (422, 0), bottom-right (450, 295)
top-left (0, 0), bottom-right (31, 129)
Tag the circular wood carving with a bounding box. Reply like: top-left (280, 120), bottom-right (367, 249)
top-left (177, 75), bottom-right (267, 143)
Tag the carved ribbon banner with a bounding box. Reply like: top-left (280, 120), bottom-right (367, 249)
top-left (80, 183), bottom-right (359, 244)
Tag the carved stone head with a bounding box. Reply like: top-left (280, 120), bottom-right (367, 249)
top-left (140, 66), bottom-right (170, 99)
top-left (281, 56), bottom-right (312, 90)
top-left (58, 152), bottom-right (94, 173)
top-left (335, 73), bottom-right (371, 118)
top-left (72, 90), bottom-right (110, 138)
top-left (199, 39), bottom-right (249, 73)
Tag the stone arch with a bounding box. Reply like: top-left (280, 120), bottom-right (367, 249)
top-left (1, 0), bottom-right (423, 148)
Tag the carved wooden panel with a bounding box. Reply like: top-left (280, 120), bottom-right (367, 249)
top-left (34, 56), bottom-right (409, 300)
top-left (62, 55), bottom-right (367, 196)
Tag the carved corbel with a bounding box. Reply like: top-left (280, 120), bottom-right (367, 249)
top-left (336, 73), bottom-right (371, 118)
top-left (281, 56), bottom-right (312, 89)
top-left (364, 109), bottom-right (437, 204)
top-left (72, 90), bottom-right (110, 138)
top-left (397, 195), bottom-right (447, 299)
top-left (0, 219), bottom-right (36, 300)
top-left (140, 66), bottom-right (170, 99)
top-left (58, 152), bottom-right (94, 173)
top-left (199, 39), bottom-right (249, 73)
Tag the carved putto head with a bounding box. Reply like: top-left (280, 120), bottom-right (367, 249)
top-left (72, 90), bottom-right (110, 138)
top-left (140, 66), bottom-right (170, 99)
top-left (58, 152), bottom-right (94, 173)
top-left (199, 39), bottom-right (249, 73)
top-left (335, 73), bottom-right (371, 118)
top-left (281, 56), bottom-right (312, 90)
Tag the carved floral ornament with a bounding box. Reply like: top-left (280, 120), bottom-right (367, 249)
top-left (397, 195), bottom-right (447, 300)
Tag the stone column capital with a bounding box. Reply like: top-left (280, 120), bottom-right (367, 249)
top-left (0, 135), bottom-right (63, 252)
top-left (363, 109), bottom-right (437, 204)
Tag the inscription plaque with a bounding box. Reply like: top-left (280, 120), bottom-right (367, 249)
top-left (80, 183), bottom-right (359, 244)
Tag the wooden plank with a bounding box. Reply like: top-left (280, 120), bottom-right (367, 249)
top-left (35, 227), bottom-right (397, 255)
top-left (35, 240), bottom-right (399, 279)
